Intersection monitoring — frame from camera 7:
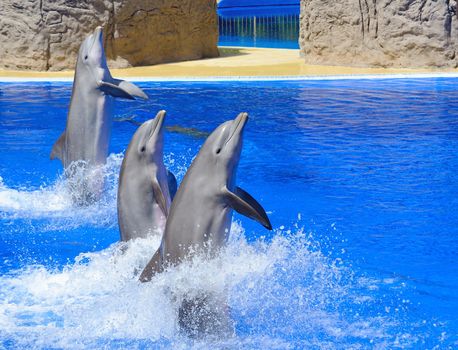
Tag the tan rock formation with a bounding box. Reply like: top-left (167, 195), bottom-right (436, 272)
top-left (299, 0), bottom-right (458, 68)
top-left (0, 0), bottom-right (218, 71)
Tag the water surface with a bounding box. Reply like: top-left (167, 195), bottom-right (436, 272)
top-left (0, 79), bottom-right (457, 348)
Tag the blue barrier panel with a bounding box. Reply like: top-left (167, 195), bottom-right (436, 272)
top-left (218, 0), bottom-right (300, 17)
top-left (217, 0), bottom-right (300, 48)
top-left (218, 5), bottom-right (299, 17)
top-left (218, 14), bottom-right (300, 49)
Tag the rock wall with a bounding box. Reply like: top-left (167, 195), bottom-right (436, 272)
top-left (299, 0), bottom-right (458, 68)
top-left (0, 0), bottom-right (218, 71)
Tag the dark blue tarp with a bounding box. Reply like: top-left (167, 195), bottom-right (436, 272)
top-left (219, 0), bottom-right (299, 7)
top-left (218, 0), bottom-right (300, 17)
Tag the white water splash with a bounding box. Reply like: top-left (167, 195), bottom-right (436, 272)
top-left (0, 152), bottom-right (187, 230)
top-left (0, 153), bottom-right (123, 222)
top-left (0, 222), bottom-right (420, 349)
top-left (0, 151), bottom-right (443, 349)
top-left (0, 175), bottom-right (72, 213)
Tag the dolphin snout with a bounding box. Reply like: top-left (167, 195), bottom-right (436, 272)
top-left (94, 26), bottom-right (103, 36)
top-left (156, 110), bottom-right (166, 126)
top-left (153, 110), bottom-right (166, 131)
top-left (91, 26), bottom-right (103, 48)
top-left (147, 110), bottom-right (167, 138)
top-left (232, 112), bottom-right (249, 136)
top-left (234, 112), bottom-right (248, 128)
top-left (233, 112), bottom-right (248, 136)
top-left (224, 112), bottom-right (248, 147)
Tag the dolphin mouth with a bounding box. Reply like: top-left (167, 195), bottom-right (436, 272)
top-left (225, 112), bottom-right (248, 147)
top-left (90, 26), bottom-right (103, 52)
top-left (147, 110), bottom-right (166, 140)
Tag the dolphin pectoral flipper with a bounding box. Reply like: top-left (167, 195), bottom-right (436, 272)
top-left (167, 170), bottom-right (178, 200)
top-left (152, 179), bottom-right (168, 217)
top-left (139, 248), bottom-right (163, 282)
top-left (50, 132), bottom-right (66, 161)
top-left (112, 79), bottom-right (148, 100)
top-left (224, 186), bottom-right (273, 230)
top-left (99, 81), bottom-right (136, 100)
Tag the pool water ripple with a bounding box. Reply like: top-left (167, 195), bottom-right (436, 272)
top-left (0, 78), bottom-right (457, 348)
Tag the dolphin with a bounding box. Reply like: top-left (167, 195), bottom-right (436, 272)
top-left (50, 26), bottom-right (147, 205)
top-left (139, 112), bottom-right (272, 336)
top-left (117, 110), bottom-right (177, 242)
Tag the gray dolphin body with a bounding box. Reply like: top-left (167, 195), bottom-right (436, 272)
top-left (139, 112), bottom-right (272, 336)
top-left (50, 27), bottom-right (147, 205)
top-left (117, 110), bottom-right (177, 241)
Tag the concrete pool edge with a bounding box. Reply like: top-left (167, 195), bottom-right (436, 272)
top-left (2, 73), bottom-right (458, 83)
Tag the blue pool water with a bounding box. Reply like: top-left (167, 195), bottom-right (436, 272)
top-left (0, 78), bottom-right (457, 348)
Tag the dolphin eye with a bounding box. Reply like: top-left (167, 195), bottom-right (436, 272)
top-left (216, 148), bottom-right (221, 154)
top-left (84, 55), bottom-right (88, 60)
top-left (140, 146), bottom-right (146, 153)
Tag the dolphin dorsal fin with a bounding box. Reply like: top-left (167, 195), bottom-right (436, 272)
top-left (139, 247), bottom-right (163, 282)
top-left (224, 186), bottom-right (272, 230)
top-left (50, 132), bottom-right (66, 161)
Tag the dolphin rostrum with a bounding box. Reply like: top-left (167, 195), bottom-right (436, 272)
top-left (117, 110), bottom-right (177, 242)
top-left (50, 26), bottom-right (147, 205)
top-left (139, 112), bottom-right (272, 335)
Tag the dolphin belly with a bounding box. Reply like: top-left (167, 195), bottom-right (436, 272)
top-left (118, 186), bottom-right (167, 241)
